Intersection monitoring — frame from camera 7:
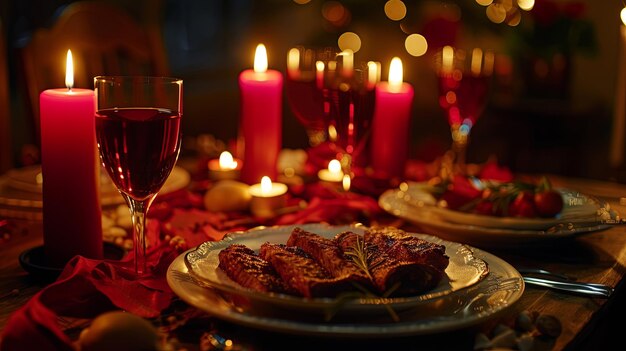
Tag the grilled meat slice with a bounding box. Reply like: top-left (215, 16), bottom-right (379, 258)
top-left (287, 227), bottom-right (372, 288)
top-left (335, 231), bottom-right (444, 295)
top-left (365, 227), bottom-right (449, 273)
top-left (217, 244), bottom-right (295, 294)
top-left (259, 242), bottom-right (357, 298)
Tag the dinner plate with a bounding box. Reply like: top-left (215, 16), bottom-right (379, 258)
top-left (167, 224), bottom-right (524, 337)
top-left (0, 165), bottom-right (190, 217)
top-left (379, 188), bottom-right (612, 248)
top-left (183, 224), bottom-right (488, 319)
top-left (401, 182), bottom-right (600, 230)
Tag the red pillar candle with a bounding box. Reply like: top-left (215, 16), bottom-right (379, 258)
top-left (40, 50), bottom-right (102, 266)
top-left (239, 44), bottom-right (283, 184)
top-left (370, 57), bottom-right (414, 178)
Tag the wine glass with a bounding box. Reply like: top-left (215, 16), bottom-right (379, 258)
top-left (435, 46), bottom-right (494, 177)
top-left (285, 46), bottom-right (336, 146)
top-left (325, 58), bottom-right (377, 171)
top-left (94, 76), bottom-right (183, 275)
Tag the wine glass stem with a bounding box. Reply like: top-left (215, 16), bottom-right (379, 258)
top-left (125, 195), bottom-right (156, 275)
top-left (442, 125), bottom-right (470, 177)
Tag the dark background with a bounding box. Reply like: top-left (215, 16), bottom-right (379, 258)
top-left (1, 0), bottom-right (623, 181)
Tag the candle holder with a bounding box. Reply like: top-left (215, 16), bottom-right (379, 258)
top-left (249, 176), bottom-right (288, 218)
top-left (19, 242), bottom-right (125, 281)
top-left (208, 151), bottom-right (242, 181)
top-left (317, 159), bottom-right (344, 184)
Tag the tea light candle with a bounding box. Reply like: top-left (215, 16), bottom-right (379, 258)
top-left (239, 44), bottom-right (283, 184)
top-left (208, 151), bottom-right (241, 181)
top-left (371, 57), bottom-right (414, 178)
top-left (318, 159), bottom-right (344, 182)
top-left (40, 50), bottom-right (102, 266)
top-left (249, 176), bottom-right (288, 218)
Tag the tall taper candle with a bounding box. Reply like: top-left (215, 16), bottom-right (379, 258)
top-left (40, 50), bottom-right (102, 266)
top-left (239, 44), bottom-right (283, 184)
top-left (370, 57), bottom-right (414, 178)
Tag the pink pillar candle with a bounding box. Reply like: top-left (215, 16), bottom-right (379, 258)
top-left (370, 57), bottom-right (414, 178)
top-left (239, 44), bottom-right (283, 184)
top-left (39, 50), bottom-right (102, 266)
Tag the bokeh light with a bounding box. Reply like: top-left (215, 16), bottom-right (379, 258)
top-left (405, 34), bottom-right (428, 57)
top-left (486, 4), bottom-right (506, 23)
top-left (338, 32), bottom-right (361, 52)
top-left (621, 7), bottom-right (626, 25)
top-left (517, 0), bottom-right (535, 11)
top-left (500, 0), bottom-right (513, 12)
top-left (507, 9), bottom-right (521, 26)
top-left (476, 0), bottom-right (493, 6)
top-left (293, 0), bottom-right (311, 4)
top-left (322, 1), bottom-right (350, 27)
top-left (384, 0), bottom-right (407, 21)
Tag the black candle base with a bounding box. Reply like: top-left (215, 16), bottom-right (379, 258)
top-left (19, 242), bottom-right (126, 282)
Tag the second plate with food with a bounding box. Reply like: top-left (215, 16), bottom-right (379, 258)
top-left (399, 182), bottom-right (603, 230)
top-left (379, 188), bottom-right (612, 247)
top-left (183, 223), bottom-right (489, 320)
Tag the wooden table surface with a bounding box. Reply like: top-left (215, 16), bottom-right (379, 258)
top-left (1, 176), bottom-right (626, 350)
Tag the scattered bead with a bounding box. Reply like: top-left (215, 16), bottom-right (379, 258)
top-left (494, 323), bottom-right (513, 336)
top-left (474, 311), bottom-right (562, 351)
top-left (491, 329), bottom-right (517, 348)
top-left (516, 334), bottom-right (534, 351)
top-left (516, 311), bottom-right (534, 332)
top-left (535, 314), bottom-right (562, 338)
top-left (474, 333), bottom-right (492, 350)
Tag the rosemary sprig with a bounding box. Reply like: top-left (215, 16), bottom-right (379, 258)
top-left (324, 237), bottom-right (403, 322)
top-left (343, 236), bottom-right (381, 281)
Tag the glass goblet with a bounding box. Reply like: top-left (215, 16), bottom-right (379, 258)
top-left (285, 46), bottom-right (336, 146)
top-left (325, 60), bottom-right (377, 171)
top-left (94, 76), bottom-right (183, 275)
top-left (435, 46), bottom-right (493, 177)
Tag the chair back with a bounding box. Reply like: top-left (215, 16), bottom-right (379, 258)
top-left (21, 1), bottom-right (169, 141)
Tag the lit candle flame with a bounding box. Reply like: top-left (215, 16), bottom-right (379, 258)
top-left (367, 61), bottom-right (381, 87)
top-left (340, 49), bottom-right (353, 75)
top-left (254, 44), bottom-right (268, 73)
top-left (621, 7), bottom-right (626, 26)
top-left (316, 60), bottom-right (325, 89)
top-left (260, 176), bottom-right (272, 195)
top-left (316, 61), bottom-right (325, 73)
top-left (471, 48), bottom-right (483, 76)
top-left (218, 151), bottom-right (238, 170)
top-left (328, 159), bottom-right (342, 174)
top-left (388, 57), bottom-right (403, 92)
top-left (342, 174), bottom-right (351, 191)
top-left (65, 49), bottom-right (74, 90)
top-left (442, 46), bottom-right (454, 73)
top-left (287, 48), bottom-right (300, 74)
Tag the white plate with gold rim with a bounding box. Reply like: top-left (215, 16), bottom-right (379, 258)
top-left (166, 224), bottom-right (523, 336)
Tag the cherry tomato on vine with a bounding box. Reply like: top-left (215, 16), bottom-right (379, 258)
top-left (534, 190), bottom-right (564, 218)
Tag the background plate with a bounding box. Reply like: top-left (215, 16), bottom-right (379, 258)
top-left (379, 189), bottom-right (611, 248)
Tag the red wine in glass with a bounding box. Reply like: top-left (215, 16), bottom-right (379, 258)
top-left (438, 74), bottom-right (490, 129)
top-left (96, 108), bottom-right (181, 200)
top-left (436, 46), bottom-right (493, 175)
top-left (327, 85), bottom-right (375, 167)
top-left (285, 77), bottom-right (326, 136)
